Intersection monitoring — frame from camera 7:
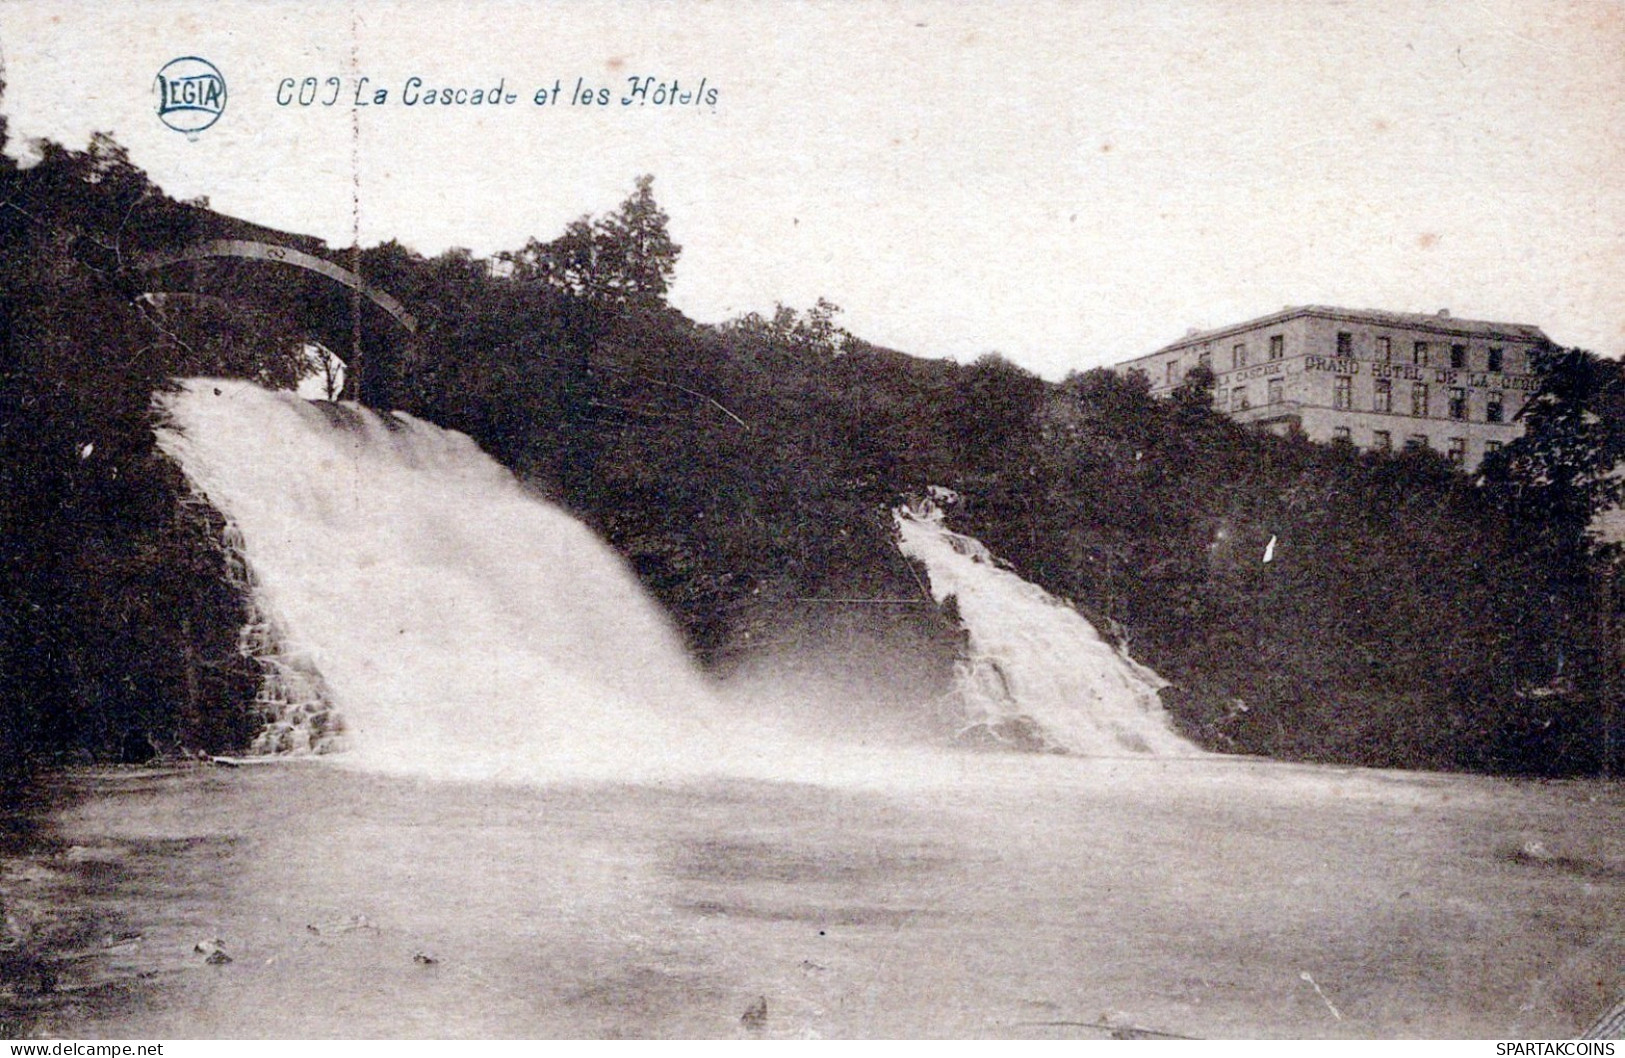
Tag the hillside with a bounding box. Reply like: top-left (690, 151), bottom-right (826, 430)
top-left (0, 130), bottom-right (1619, 777)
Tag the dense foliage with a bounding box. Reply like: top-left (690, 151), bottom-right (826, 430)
top-left (0, 130), bottom-right (320, 768)
top-left (956, 366), bottom-right (1619, 773)
top-left (0, 115), bottom-right (1618, 776)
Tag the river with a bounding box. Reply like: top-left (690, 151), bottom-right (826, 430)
top-left (3, 753), bottom-right (1619, 1039)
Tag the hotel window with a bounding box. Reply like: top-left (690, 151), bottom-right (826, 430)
top-left (1373, 378), bottom-right (1392, 413)
top-left (1372, 429), bottom-right (1392, 451)
top-left (1451, 344), bottom-right (1467, 369)
top-left (1334, 375), bottom-right (1352, 409)
top-left (1375, 336), bottom-right (1391, 361)
top-left (1413, 341), bottom-right (1429, 366)
top-left (1488, 347), bottom-right (1504, 372)
top-left (1486, 391), bottom-right (1504, 423)
top-left (1233, 343), bottom-right (1247, 368)
top-left (1267, 378), bottom-right (1284, 405)
top-left (1412, 382), bottom-right (1429, 417)
top-left (1166, 361), bottom-right (1178, 386)
top-left (1198, 349), bottom-right (1212, 370)
top-left (1485, 440), bottom-right (1503, 456)
top-left (1448, 386), bottom-right (1467, 420)
top-left (1332, 426), bottom-right (1352, 444)
top-left (1406, 434), bottom-right (1429, 451)
top-left (1233, 385), bottom-right (1250, 410)
top-left (1336, 332), bottom-right (1353, 357)
top-left (1447, 437), bottom-right (1467, 465)
top-left (1269, 334), bottom-right (1284, 360)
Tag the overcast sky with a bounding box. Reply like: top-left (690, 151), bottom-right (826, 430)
top-left (2, 0), bottom-right (1621, 378)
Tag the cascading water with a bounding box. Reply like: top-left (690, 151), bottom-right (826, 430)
top-left (155, 378), bottom-right (731, 783)
top-left (155, 378), bottom-right (1194, 784)
top-left (220, 518), bottom-right (343, 756)
top-left (178, 489), bottom-right (341, 754)
top-left (895, 496), bottom-right (1198, 757)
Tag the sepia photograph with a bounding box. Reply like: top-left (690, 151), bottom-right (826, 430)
top-left (0, 0), bottom-right (1621, 1042)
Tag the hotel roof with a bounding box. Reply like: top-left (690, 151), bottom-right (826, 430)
top-left (1137, 305), bottom-right (1550, 359)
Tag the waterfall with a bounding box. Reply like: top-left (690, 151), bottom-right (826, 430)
top-left (176, 489), bottom-right (342, 754)
top-left (154, 378), bottom-right (727, 783)
top-left (895, 497), bottom-right (1198, 757)
top-left (153, 378), bottom-right (1194, 783)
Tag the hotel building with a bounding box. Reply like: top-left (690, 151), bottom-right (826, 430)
top-left (1115, 306), bottom-right (1549, 470)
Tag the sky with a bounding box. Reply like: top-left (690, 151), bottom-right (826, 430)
top-left (1, 0), bottom-right (1622, 379)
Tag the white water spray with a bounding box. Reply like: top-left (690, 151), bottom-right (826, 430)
top-left (156, 379), bottom-right (732, 783)
top-left (895, 497), bottom-right (1198, 757)
top-left (156, 380), bottom-right (1195, 784)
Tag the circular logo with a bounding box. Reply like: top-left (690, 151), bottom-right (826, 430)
top-left (155, 57), bottom-right (227, 134)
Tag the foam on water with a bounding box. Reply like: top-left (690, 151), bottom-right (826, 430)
top-left (895, 497), bottom-right (1198, 757)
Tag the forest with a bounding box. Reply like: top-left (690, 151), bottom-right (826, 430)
top-left (1, 116), bottom-right (1621, 779)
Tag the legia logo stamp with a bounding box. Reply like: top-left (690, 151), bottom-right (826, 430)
top-left (155, 56), bottom-right (227, 135)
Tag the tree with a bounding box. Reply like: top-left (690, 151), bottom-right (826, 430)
top-left (0, 133), bottom-right (292, 768)
top-left (1480, 345), bottom-right (1625, 561)
top-left (724, 298), bottom-right (851, 358)
top-left (1479, 345), bottom-right (1625, 775)
top-left (500, 175), bottom-right (680, 310)
top-left (301, 343), bottom-right (346, 400)
top-left (1171, 362), bottom-right (1216, 414)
